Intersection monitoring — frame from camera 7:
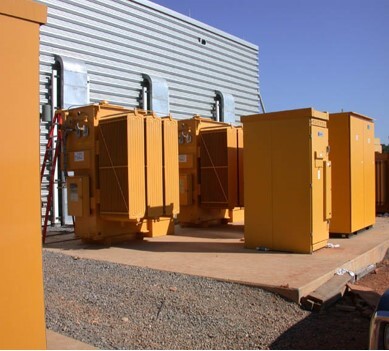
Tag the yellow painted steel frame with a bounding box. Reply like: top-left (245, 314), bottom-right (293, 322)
top-left (329, 112), bottom-right (375, 234)
top-left (178, 116), bottom-right (243, 225)
top-left (241, 108), bottom-right (330, 254)
top-left (0, 1), bottom-right (47, 349)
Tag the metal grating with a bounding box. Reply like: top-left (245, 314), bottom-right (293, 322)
top-left (144, 115), bottom-right (164, 218)
top-left (162, 117), bottom-right (180, 215)
top-left (376, 153), bottom-right (389, 213)
top-left (99, 118), bottom-right (129, 214)
top-left (200, 129), bottom-right (230, 207)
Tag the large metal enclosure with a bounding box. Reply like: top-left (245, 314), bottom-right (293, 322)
top-left (36, 0), bottom-right (259, 224)
top-left (0, 1), bottom-right (47, 348)
top-left (241, 108), bottom-right (331, 254)
top-left (328, 112), bottom-right (375, 234)
top-left (178, 117), bottom-right (244, 225)
top-left (60, 102), bottom-right (179, 243)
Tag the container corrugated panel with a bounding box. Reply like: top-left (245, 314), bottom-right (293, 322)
top-left (99, 117), bottom-right (129, 215)
top-left (199, 127), bottom-right (238, 208)
top-left (99, 113), bottom-right (146, 219)
top-left (237, 127), bottom-right (244, 207)
top-left (376, 153), bottom-right (389, 213)
top-left (37, 0), bottom-right (259, 120)
top-left (162, 117), bottom-right (180, 216)
top-left (145, 114), bottom-right (164, 218)
top-left (127, 113), bottom-right (147, 219)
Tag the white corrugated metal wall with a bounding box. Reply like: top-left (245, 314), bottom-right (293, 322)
top-left (37, 0), bottom-right (260, 224)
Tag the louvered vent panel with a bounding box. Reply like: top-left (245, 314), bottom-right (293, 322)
top-left (376, 153), bottom-right (389, 213)
top-left (162, 118), bottom-right (180, 215)
top-left (200, 130), bottom-right (229, 207)
top-left (99, 118), bottom-right (129, 214)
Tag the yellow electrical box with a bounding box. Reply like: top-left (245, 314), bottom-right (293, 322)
top-left (61, 105), bottom-right (179, 242)
top-left (376, 153), bottom-right (389, 213)
top-left (328, 112), bottom-right (375, 234)
top-left (177, 116), bottom-right (244, 225)
top-left (60, 103), bottom-right (139, 242)
top-left (241, 108), bottom-right (330, 254)
top-left (67, 176), bottom-right (90, 217)
top-left (0, 1), bottom-right (47, 349)
top-left (179, 173), bottom-right (193, 206)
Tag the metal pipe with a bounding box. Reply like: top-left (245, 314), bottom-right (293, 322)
top-left (51, 69), bottom-right (60, 225)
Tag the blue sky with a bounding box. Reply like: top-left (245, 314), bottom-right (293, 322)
top-left (151, 0), bottom-right (389, 143)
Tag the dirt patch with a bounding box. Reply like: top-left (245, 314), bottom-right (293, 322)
top-left (355, 253), bottom-right (389, 295)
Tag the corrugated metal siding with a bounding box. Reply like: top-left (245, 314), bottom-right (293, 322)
top-left (37, 0), bottom-right (259, 224)
top-left (37, 0), bottom-right (259, 118)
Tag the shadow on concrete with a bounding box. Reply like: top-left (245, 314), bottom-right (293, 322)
top-left (114, 240), bottom-right (251, 254)
top-left (43, 224), bottom-right (256, 254)
top-left (44, 238), bottom-right (265, 254)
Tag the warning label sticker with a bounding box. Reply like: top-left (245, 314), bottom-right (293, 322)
top-left (69, 183), bottom-right (78, 202)
top-left (74, 151), bottom-right (85, 162)
top-left (179, 154), bottom-right (187, 163)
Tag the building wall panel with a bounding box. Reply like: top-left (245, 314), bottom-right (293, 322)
top-left (37, 0), bottom-right (259, 224)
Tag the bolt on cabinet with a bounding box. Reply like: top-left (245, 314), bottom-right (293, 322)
top-left (241, 108), bottom-right (331, 254)
top-left (328, 112), bottom-right (375, 234)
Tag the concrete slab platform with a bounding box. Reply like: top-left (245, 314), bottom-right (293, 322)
top-left (46, 329), bottom-right (97, 350)
top-left (44, 217), bottom-right (389, 303)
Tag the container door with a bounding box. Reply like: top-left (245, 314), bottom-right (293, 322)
top-left (350, 118), bottom-right (365, 231)
top-left (311, 124), bottom-right (330, 249)
top-left (363, 120), bottom-right (375, 227)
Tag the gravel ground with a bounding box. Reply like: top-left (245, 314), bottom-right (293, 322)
top-left (43, 250), bottom-right (308, 349)
top-left (43, 250), bottom-right (371, 349)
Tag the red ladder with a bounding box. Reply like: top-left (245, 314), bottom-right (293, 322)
top-left (40, 113), bottom-right (63, 243)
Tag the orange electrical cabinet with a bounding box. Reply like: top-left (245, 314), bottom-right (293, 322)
top-left (60, 103), bottom-right (141, 242)
top-left (328, 112), bottom-right (375, 234)
top-left (0, 1), bottom-right (47, 349)
top-left (61, 105), bottom-right (179, 241)
top-left (177, 116), bottom-right (244, 225)
top-left (241, 108), bottom-right (330, 254)
top-left (67, 176), bottom-right (90, 217)
top-left (376, 153), bottom-right (389, 213)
